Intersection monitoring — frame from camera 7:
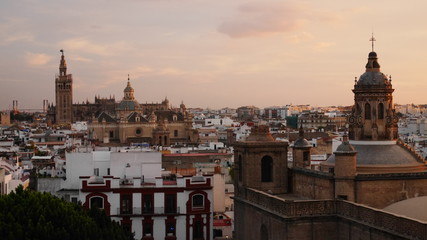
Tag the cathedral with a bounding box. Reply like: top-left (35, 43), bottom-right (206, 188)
top-left (49, 51), bottom-right (198, 146)
top-left (234, 46), bottom-right (427, 239)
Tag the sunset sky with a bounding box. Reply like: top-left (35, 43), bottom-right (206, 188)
top-left (1, 0), bottom-right (427, 110)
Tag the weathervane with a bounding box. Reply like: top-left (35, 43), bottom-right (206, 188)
top-left (369, 33), bottom-right (376, 52)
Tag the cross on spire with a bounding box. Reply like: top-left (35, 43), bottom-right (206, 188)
top-left (369, 33), bottom-right (376, 52)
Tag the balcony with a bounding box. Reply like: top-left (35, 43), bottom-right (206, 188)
top-left (116, 207), bottom-right (180, 215)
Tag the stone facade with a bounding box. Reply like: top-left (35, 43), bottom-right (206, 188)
top-left (348, 51), bottom-right (398, 141)
top-left (234, 188), bottom-right (427, 240)
top-left (234, 125), bottom-right (288, 195)
top-left (234, 47), bottom-right (427, 240)
top-left (55, 50), bottom-right (73, 124)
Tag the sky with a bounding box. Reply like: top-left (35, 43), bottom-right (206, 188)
top-left (1, 0), bottom-right (427, 111)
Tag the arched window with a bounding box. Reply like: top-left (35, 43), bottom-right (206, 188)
top-left (378, 103), bottom-right (384, 119)
top-left (90, 196), bottom-right (104, 209)
top-left (365, 103), bottom-right (371, 120)
top-left (261, 156), bottom-right (273, 182)
top-left (192, 194), bottom-right (204, 209)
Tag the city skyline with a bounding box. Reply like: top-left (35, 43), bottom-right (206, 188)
top-left (1, 0), bottom-right (427, 111)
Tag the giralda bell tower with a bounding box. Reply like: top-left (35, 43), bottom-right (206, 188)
top-left (55, 50), bottom-right (73, 124)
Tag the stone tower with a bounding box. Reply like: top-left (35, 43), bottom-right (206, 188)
top-left (348, 49), bottom-right (398, 140)
top-left (292, 126), bottom-right (312, 169)
top-left (333, 134), bottom-right (357, 201)
top-left (55, 50), bottom-right (73, 124)
top-left (233, 125), bottom-right (288, 194)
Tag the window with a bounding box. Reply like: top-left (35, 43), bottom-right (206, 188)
top-left (365, 103), bottom-right (371, 120)
top-left (135, 128), bottom-right (142, 135)
top-left (261, 156), bottom-right (273, 182)
top-left (338, 195), bottom-right (348, 200)
top-left (165, 194), bottom-right (177, 214)
top-left (71, 197), bottom-right (78, 204)
top-left (107, 168), bottom-right (110, 175)
top-left (109, 131), bottom-right (114, 138)
top-left (94, 168), bottom-right (99, 176)
top-left (90, 196), bottom-right (104, 209)
top-left (192, 194), bottom-right (204, 209)
top-left (174, 130), bottom-right (178, 137)
top-left (213, 229), bottom-right (223, 238)
top-left (142, 194), bottom-right (154, 214)
top-left (193, 220), bottom-right (204, 239)
top-left (120, 194), bottom-right (132, 214)
top-left (303, 151), bottom-right (310, 166)
top-left (378, 103), bottom-right (384, 119)
top-left (166, 222), bottom-right (176, 236)
top-left (143, 222), bottom-right (153, 236)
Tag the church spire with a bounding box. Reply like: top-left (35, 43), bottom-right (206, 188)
top-left (349, 36), bottom-right (397, 141)
top-left (59, 49), bottom-right (67, 76)
top-left (365, 35), bottom-right (380, 72)
top-left (123, 74), bottom-right (135, 100)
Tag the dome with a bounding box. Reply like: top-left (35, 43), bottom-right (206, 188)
top-left (118, 100), bottom-right (140, 111)
top-left (294, 138), bottom-right (311, 148)
top-left (124, 81), bottom-right (134, 92)
top-left (368, 51), bottom-right (377, 58)
top-left (335, 141), bottom-right (356, 153)
top-left (293, 126), bottom-right (311, 148)
top-left (357, 71), bottom-right (389, 86)
top-left (383, 196), bottom-right (427, 222)
top-left (322, 141), bottom-right (427, 173)
top-left (355, 51), bottom-right (392, 87)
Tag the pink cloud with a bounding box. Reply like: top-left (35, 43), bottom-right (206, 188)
top-left (25, 52), bottom-right (52, 66)
top-left (218, 1), bottom-right (340, 38)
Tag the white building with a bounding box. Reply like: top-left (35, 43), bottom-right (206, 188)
top-left (72, 121), bottom-right (88, 131)
top-left (61, 148), bottom-right (214, 240)
top-left (204, 117), bottom-right (234, 127)
top-left (0, 159), bottom-right (30, 194)
top-left (264, 106), bottom-right (291, 119)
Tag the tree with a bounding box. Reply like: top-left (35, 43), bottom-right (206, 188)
top-left (0, 186), bottom-right (133, 240)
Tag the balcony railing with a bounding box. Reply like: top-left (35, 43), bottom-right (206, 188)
top-left (116, 207), bottom-right (180, 215)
